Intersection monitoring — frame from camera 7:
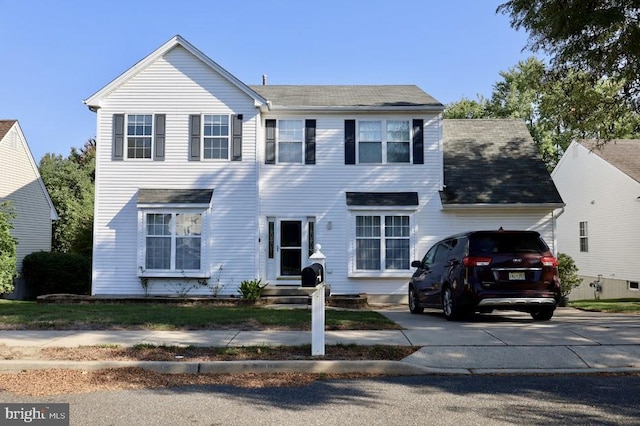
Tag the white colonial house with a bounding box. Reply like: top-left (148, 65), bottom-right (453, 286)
top-left (552, 140), bottom-right (640, 300)
top-left (85, 35), bottom-right (564, 302)
top-left (0, 120), bottom-right (58, 299)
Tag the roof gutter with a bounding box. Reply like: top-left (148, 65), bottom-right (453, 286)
top-left (441, 203), bottom-right (566, 211)
top-left (259, 105), bottom-right (444, 114)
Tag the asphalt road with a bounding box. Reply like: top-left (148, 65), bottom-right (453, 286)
top-left (2, 374), bottom-right (639, 425)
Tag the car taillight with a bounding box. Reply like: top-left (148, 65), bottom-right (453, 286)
top-left (541, 256), bottom-right (558, 267)
top-left (463, 257), bottom-right (492, 267)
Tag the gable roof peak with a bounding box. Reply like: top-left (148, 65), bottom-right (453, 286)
top-left (83, 35), bottom-right (266, 111)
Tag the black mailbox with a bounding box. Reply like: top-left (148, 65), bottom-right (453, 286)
top-left (301, 263), bottom-right (324, 287)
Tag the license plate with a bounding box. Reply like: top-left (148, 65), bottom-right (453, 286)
top-left (509, 272), bottom-right (526, 280)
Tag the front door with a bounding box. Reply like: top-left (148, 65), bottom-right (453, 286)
top-left (279, 220), bottom-right (302, 277)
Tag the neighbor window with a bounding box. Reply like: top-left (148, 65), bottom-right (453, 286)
top-left (278, 120), bottom-right (304, 163)
top-left (579, 221), bottom-right (588, 252)
top-left (358, 120), bottom-right (411, 164)
top-left (145, 212), bottom-right (202, 271)
top-left (127, 114), bottom-right (152, 159)
top-left (203, 115), bottom-right (230, 159)
top-left (355, 215), bottom-right (410, 271)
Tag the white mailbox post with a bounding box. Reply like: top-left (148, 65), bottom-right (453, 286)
top-left (310, 245), bottom-right (326, 356)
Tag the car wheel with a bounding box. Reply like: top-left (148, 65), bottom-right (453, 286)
top-left (442, 286), bottom-right (460, 321)
top-left (408, 286), bottom-right (424, 314)
top-left (530, 307), bottom-right (555, 321)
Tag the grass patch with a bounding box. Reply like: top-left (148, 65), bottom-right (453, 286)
top-left (570, 298), bottom-right (640, 313)
top-left (0, 300), bottom-right (399, 330)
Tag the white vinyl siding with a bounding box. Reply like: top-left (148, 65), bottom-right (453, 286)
top-left (552, 141), bottom-right (640, 285)
top-left (92, 45), bottom-right (259, 295)
top-left (0, 123), bottom-right (54, 279)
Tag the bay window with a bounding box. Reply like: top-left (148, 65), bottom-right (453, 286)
top-left (145, 212), bottom-right (202, 271)
top-left (355, 214), bottom-right (410, 271)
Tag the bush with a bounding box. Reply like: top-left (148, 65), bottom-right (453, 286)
top-left (558, 252), bottom-right (582, 298)
top-left (22, 251), bottom-right (91, 297)
top-left (238, 279), bottom-right (268, 302)
top-left (0, 202), bottom-right (17, 295)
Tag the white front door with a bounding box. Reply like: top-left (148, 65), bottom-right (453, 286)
top-left (279, 220), bottom-right (303, 277)
top-left (266, 217), bottom-right (315, 282)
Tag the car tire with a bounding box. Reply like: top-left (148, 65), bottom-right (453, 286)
top-left (442, 286), bottom-right (461, 321)
top-left (530, 307), bottom-right (555, 321)
top-left (408, 286), bottom-right (424, 314)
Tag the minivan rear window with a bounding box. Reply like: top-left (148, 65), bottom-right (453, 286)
top-left (469, 233), bottom-right (548, 254)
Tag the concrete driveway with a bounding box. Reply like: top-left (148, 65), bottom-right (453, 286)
top-left (377, 306), bottom-right (640, 371)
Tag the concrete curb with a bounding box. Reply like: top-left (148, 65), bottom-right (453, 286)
top-left (2, 360), bottom-right (638, 376)
top-left (0, 360), bottom-right (464, 375)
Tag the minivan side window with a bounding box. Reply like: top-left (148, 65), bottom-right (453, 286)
top-left (434, 242), bottom-right (450, 264)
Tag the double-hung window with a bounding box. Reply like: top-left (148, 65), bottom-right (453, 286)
top-left (278, 120), bottom-right (304, 163)
top-left (579, 221), bottom-right (588, 252)
top-left (358, 120), bottom-right (410, 164)
top-left (145, 212), bottom-right (202, 271)
top-left (127, 114), bottom-right (153, 159)
top-left (355, 215), bottom-right (410, 271)
top-left (203, 115), bottom-right (230, 159)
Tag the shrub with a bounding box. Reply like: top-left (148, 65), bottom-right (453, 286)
top-left (0, 202), bottom-right (17, 294)
top-left (22, 251), bottom-right (91, 297)
top-left (238, 279), bottom-right (268, 302)
top-left (558, 252), bottom-right (582, 298)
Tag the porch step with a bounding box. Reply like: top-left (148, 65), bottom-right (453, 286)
top-left (261, 285), bottom-right (331, 305)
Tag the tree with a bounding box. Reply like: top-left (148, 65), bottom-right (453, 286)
top-left (497, 0), bottom-right (640, 108)
top-left (0, 202), bottom-right (17, 294)
top-left (443, 96), bottom-right (491, 119)
top-left (557, 252), bottom-right (582, 299)
top-left (39, 140), bottom-right (95, 257)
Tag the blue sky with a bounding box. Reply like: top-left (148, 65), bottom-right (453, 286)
top-left (0, 0), bottom-right (536, 162)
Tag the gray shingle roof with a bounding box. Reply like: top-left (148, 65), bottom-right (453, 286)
top-left (249, 85), bottom-right (443, 109)
top-left (441, 119), bottom-right (564, 206)
top-left (578, 140), bottom-right (640, 183)
top-left (137, 189), bottom-right (213, 205)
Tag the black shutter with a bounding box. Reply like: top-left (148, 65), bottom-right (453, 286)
top-left (413, 119), bottom-right (424, 165)
top-left (231, 114), bottom-right (243, 161)
top-left (189, 115), bottom-right (201, 161)
top-left (305, 119), bottom-right (316, 165)
top-left (154, 114), bottom-right (165, 161)
top-left (344, 119), bottom-right (356, 165)
top-left (113, 114), bottom-right (124, 160)
top-left (265, 119), bottom-right (276, 164)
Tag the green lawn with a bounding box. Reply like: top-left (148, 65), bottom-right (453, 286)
top-left (0, 301), bottom-right (399, 330)
top-left (569, 298), bottom-right (640, 314)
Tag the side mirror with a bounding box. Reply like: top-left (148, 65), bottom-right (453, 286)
top-left (411, 260), bottom-right (423, 268)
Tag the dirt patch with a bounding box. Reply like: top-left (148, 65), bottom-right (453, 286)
top-left (0, 345), bottom-right (417, 396)
top-left (0, 368), bottom-right (384, 396)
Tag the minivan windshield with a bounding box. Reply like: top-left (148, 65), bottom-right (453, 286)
top-left (469, 233), bottom-right (548, 254)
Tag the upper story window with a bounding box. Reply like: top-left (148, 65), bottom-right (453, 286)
top-left (113, 113), bottom-right (165, 161)
top-left (265, 119), bottom-right (316, 165)
top-left (278, 120), bottom-right (304, 163)
top-left (203, 115), bottom-right (230, 160)
top-left (345, 119), bottom-right (423, 165)
top-left (127, 115), bottom-right (153, 159)
top-left (358, 120), bottom-right (411, 164)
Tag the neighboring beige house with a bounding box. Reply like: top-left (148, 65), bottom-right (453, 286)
top-left (0, 120), bottom-right (58, 299)
top-left (552, 140), bottom-right (640, 300)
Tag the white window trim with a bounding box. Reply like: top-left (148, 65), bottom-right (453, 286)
top-left (202, 114), bottom-right (231, 161)
top-left (276, 119), bottom-right (305, 164)
top-left (356, 118), bottom-right (412, 165)
top-left (348, 211), bottom-right (415, 278)
top-left (125, 113), bottom-right (154, 161)
top-left (137, 207), bottom-right (211, 278)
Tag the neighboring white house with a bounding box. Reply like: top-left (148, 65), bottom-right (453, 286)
top-left (0, 120), bottom-right (58, 299)
top-left (84, 35), bottom-right (564, 302)
top-left (552, 140), bottom-right (640, 300)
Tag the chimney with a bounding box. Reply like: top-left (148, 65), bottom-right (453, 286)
top-left (262, 74), bottom-right (268, 85)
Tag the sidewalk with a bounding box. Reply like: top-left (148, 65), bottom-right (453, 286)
top-left (1, 307), bottom-right (639, 375)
